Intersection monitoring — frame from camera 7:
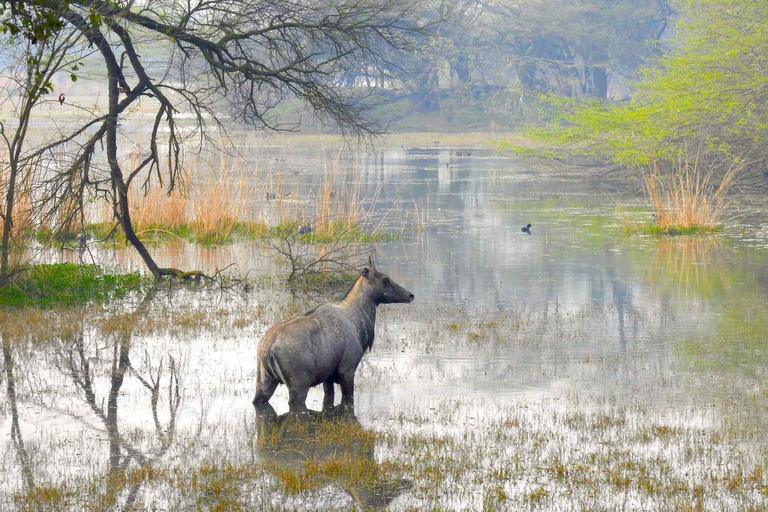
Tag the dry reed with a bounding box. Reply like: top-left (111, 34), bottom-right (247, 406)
top-left (311, 151), bottom-right (371, 238)
top-left (190, 156), bottom-right (250, 242)
top-left (642, 153), bottom-right (741, 230)
top-left (128, 149), bottom-right (189, 233)
top-left (130, 184), bottom-right (189, 233)
top-left (0, 161), bottom-right (33, 240)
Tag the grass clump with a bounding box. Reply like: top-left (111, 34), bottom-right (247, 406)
top-left (266, 220), bottom-right (395, 244)
top-left (621, 153), bottom-right (740, 236)
top-left (190, 158), bottom-right (250, 244)
top-left (13, 484), bottom-right (73, 511)
top-left (0, 263), bottom-right (145, 306)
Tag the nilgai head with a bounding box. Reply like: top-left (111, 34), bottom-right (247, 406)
top-left (361, 255), bottom-right (414, 305)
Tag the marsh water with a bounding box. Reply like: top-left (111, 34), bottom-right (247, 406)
top-left (2, 139), bottom-right (768, 511)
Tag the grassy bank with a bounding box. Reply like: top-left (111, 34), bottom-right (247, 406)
top-left (0, 263), bottom-right (145, 307)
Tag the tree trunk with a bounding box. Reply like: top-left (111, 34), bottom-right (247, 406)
top-left (593, 66), bottom-right (608, 100)
top-left (1, 98), bottom-right (33, 283)
top-left (104, 65), bottom-right (163, 278)
top-left (1, 163), bottom-right (17, 282)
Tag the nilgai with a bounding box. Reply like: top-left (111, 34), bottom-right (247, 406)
top-left (253, 257), bottom-right (414, 408)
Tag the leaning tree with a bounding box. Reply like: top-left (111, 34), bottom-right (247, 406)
top-left (0, 0), bottom-right (434, 279)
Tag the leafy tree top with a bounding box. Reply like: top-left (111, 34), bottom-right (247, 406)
top-left (532, 0), bottom-right (768, 167)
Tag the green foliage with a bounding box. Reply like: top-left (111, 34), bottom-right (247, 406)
top-left (531, 0), bottom-right (768, 167)
top-left (0, 0), bottom-right (119, 45)
top-left (0, 263), bottom-right (145, 306)
top-left (0, 0), bottom-right (67, 44)
top-left (626, 225), bottom-right (722, 236)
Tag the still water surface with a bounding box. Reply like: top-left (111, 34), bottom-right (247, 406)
top-left (2, 142), bottom-right (767, 510)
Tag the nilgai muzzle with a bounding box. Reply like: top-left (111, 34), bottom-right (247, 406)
top-left (253, 257), bottom-right (414, 408)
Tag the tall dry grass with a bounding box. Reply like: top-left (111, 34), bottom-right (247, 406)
top-left (311, 152), bottom-right (373, 238)
top-left (190, 156), bottom-right (251, 242)
top-left (0, 159), bottom-right (34, 240)
top-left (127, 149), bottom-right (189, 234)
top-left (639, 153), bottom-right (741, 231)
top-left (130, 184), bottom-right (189, 233)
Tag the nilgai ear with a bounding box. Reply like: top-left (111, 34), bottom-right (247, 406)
top-left (361, 267), bottom-right (371, 278)
top-left (368, 254), bottom-right (377, 272)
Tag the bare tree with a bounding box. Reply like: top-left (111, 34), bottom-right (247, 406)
top-left (1, 0), bottom-right (435, 279)
top-left (268, 223), bottom-right (372, 283)
top-left (0, 29), bottom-right (87, 283)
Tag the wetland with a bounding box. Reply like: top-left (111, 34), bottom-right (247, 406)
top-left (2, 138), bottom-right (768, 511)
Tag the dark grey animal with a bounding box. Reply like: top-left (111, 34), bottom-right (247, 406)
top-left (253, 258), bottom-right (413, 408)
top-left (522, 223), bottom-right (531, 234)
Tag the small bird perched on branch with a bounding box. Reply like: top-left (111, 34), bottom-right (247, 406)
top-left (58, 93), bottom-right (65, 105)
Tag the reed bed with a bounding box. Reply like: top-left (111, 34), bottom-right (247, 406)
top-left (312, 153), bottom-right (369, 239)
top-left (190, 157), bottom-right (251, 243)
top-left (640, 154), bottom-right (741, 232)
top-left (118, 153), bottom-right (253, 244)
top-left (127, 148), bottom-right (189, 235)
top-left (0, 153), bottom-right (35, 246)
top-left (130, 184), bottom-right (189, 234)
top-left (30, 144), bottom-right (387, 248)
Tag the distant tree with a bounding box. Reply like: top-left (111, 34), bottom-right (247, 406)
top-left (381, 0), bottom-right (672, 115)
top-left (493, 0), bottom-right (673, 99)
top-left (536, 0), bottom-right (768, 169)
top-left (0, 0), bottom-right (434, 280)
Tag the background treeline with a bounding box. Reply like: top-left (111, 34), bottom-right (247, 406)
top-left (343, 0), bottom-right (675, 130)
top-left (534, 0), bottom-right (768, 176)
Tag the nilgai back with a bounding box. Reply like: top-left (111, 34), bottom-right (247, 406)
top-left (253, 257), bottom-right (414, 408)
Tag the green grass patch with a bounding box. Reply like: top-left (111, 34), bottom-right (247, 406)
top-left (85, 221), bottom-right (395, 246)
top-left (626, 224), bottom-right (723, 236)
top-left (0, 263), bottom-right (145, 307)
top-left (35, 228), bottom-right (81, 244)
top-left (266, 221), bottom-right (396, 244)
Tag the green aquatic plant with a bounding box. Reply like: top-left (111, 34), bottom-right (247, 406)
top-left (0, 263), bottom-right (145, 306)
top-left (627, 225), bottom-right (723, 236)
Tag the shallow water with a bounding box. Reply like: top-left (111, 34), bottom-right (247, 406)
top-left (2, 141), bottom-right (768, 510)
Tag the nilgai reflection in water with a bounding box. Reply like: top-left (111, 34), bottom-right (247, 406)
top-left (254, 401), bottom-right (410, 509)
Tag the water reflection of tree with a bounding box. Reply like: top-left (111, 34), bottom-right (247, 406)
top-left (60, 326), bottom-right (181, 475)
top-left (2, 291), bottom-right (184, 508)
top-left (255, 402), bottom-right (409, 510)
top-left (2, 335), bottom-right (36, 494)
